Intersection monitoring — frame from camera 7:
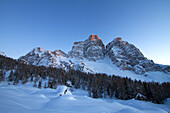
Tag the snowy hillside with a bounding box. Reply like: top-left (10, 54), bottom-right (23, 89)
top-left (80, 57), bottom-right (170, 83)
top-left (0, 82), bottom-right (169, 113)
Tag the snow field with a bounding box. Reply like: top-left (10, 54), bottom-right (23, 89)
top-left (0, 82), bottom-right (169, 113)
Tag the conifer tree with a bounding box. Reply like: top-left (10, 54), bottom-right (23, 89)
top-left (38, 80), bottom-right (42, 89)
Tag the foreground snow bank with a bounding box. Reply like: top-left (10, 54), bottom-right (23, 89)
top-left (0, 82), bottom-right (169, 113)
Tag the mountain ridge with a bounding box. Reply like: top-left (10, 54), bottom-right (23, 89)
top-left (18, 35), bottom-right (170, 82)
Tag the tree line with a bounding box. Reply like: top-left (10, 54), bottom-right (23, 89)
top-left (0, 55), bottom-right (170, 104)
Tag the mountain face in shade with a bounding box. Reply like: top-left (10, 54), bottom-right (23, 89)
top-left (68, 41), bottom-right (85, 59)
top-left (68, 35), bottom-right (105, 61)
top-left (19, 35), bottom-right (170, 76)
top-left (106, 37), bottom-right (158, 74)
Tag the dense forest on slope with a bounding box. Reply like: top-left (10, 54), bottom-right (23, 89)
top-left (0, 55), bottom-right (169, 104)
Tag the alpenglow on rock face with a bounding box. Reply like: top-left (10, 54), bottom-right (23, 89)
top-left (68, 35), bottom-right (105, 61)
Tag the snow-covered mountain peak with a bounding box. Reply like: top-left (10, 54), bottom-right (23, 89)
top-left (28, 47), bottom-right (66, 58)
top-left (19, 47), bottom-right (68, 67)
top-left (68, 41), bottom-right (85, 59)
top-left (84, 35), bottom-right (105, 61)
top-left (106, 37), bottom-right (170, 75)
top-left (113, 37), bottom-right (123, 41)
top-left (31, 47), bottom-right (44, 53)
top-left (85, 35), bottom-right (104, 46)
top-left (68, 35), bottom-right (105, 61)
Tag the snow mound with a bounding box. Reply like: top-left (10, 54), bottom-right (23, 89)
top-left (56, 85), bottom-right (72, 96)
top-left (32, 85), bottom-right (72, 98)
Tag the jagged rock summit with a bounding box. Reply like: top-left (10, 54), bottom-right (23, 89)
top-left (19, 35), bottom-right (170, 76)
top-left (89, 34), bottom-right (101, 41)
top-left (19, 47), bottom-right (68, 68)
top-left (106, 37), bottom-right (170, 74)
top-left (106, 37), bottom-right (151, 74)
top-left (68, 35), bottom-right (105, 61)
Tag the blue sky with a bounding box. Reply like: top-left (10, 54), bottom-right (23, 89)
top-left (0, 0), bottom-right (170, 65)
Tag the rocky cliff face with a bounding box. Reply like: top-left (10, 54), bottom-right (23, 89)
top-left (84, 35), bottom-right (105, 61)
top-left (68, 35), bottom-right (105, 61)
top-left (106, 37), bottom-right (169, 74)
top-left (68, 41), bottom-right (84, 59)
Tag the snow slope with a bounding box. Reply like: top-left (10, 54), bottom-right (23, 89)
top-left (78, 57), bottom-right (170, 83)
top-left (0, 82), bottom-right (169, 113)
